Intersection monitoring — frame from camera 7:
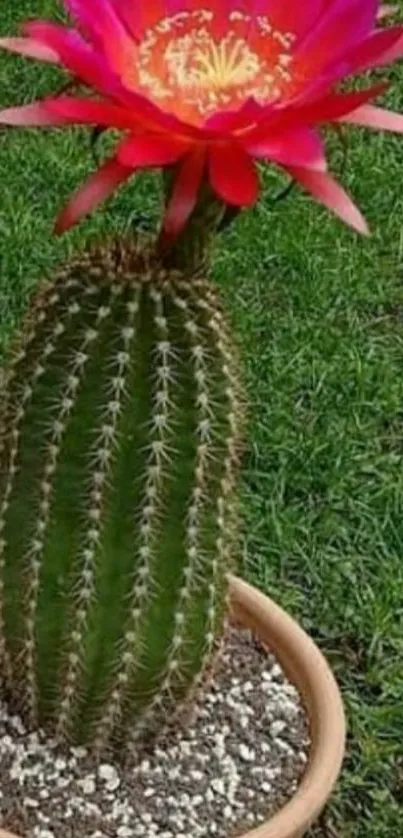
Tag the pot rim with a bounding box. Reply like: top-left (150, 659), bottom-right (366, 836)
top-left (230, 575), bottom-right (346, 838)
top-left (0, 576), bottom-right (346, 838)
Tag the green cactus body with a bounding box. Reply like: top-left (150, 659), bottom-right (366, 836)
top-left (0, 238), bottom-right (242, 753)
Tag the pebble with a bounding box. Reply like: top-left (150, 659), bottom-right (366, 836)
top-left (71, 747), bottom-right (88, 759)
top-left (206, 787), bottom-right (215, 804)
top-left (192, 795), bottom-right (203, 806)
top-left (211, 778), bottom-right (226, 796)
top-left (78, 775), bottom-right (96, 795)
top-left (262, 781), bottom-right (273, 793)
top-left (271, 720), bottom-right (287, 737)
top-left (24, 797), bottom-right (39, 808)
top-left (141, 812), bottom-right (152, 825)
top-left (55, 758), bottom-right (66, 771)
top-left (98, 763), bottom-right (120, 791)
top-left (239, 743), bottom-right (254, 762)
top-left (56, 776), bottom-right (69, 789)
top-left (0, 629), bottom-right (309, 838)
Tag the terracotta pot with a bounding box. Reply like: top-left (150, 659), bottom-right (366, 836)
top-left (230, 576), bottom-right (346, 838)
top-left (0, 576), bottom-right (345, 838)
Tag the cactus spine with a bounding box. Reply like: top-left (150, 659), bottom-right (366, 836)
top-left (0, 238), bottom-right (243, 752)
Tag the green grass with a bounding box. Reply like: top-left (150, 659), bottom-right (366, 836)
top-left (1, 3), bottom-right (403, 836)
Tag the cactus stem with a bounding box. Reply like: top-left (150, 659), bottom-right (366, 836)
top-left (1, 240), bottom-right (244, 752)
top-left (93, 286), bottom-right (175, 753)
top-left (0, 295), bottom-right (83, 698)
top-left (128, 289), bottom-right (218, 746)
top-left (23, 311), bottom-right (102, 727)
top-left (0, 281), bottom-right (76, 461)
top-left (156, 283), bottom-right (243, 736)
top-left (194, 297), bottom-right (239, 649)
top-left (55, 292), bottom-right (140, 741)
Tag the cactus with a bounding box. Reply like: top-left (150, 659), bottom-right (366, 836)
top-left (0, 237), bottom-right (243, 753)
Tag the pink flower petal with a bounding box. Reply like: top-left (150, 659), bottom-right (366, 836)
top-left (65, 0), bottom-right (133, 44)
top-left (117, 134), bottom-right (190, 168)
top-left (64, 0), bottom-right (134, 73)
top-left (165, 0), bottom-right (225, 8)
top-left (343, 25), bottom-right (403, 73)
top-left (257, 0), bottom-right (324, 40)
top-left (55, 156), bottom-right (132, 234)
top-left (63, 1), bottom-right (101, 41)
top-left (44, 96), bottom-right (143, 129)
top-left (162, 147), bottom-right (206, 238)
top-left (243, 128), bottom-right (326, 172)
top-left (0, 95), bottom-right (147, 131)
top-left (205, 98), bottom-right (265, 133)
top-left (374, 31), bottom-right (403, 64)
top-left (21, 19), bottom-right (173, 131)
top-left (342, 104), bottom-right (403, 132)
top-left (162, 0), bottom-right (230, 33)
top-left (286, 168), bottom-right (369, 235)
top-left (22, 20), bottom-right (120, 95)
top-left (302, 82), bottom-right (388, 121)
top-left (250, 83), bottom-right (387, 135)
top-left (296, 0), bottom-right (378, 73)
top-left (0, 101), bottom-right (61, 126)
top-left (119, 0), bottom-right (168, 32)
top-left (0, 36), bottom-right (59, 62)
top-left (209, 143), bottom-right (260, 207)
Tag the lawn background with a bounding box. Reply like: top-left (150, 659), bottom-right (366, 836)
top-left (1, 2), bottom-right (403, 835)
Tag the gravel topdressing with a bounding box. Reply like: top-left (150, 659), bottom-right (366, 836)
top-left (0, 628), bottom-right (310, 838)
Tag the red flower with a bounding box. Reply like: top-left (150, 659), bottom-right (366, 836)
top-left (1, 0), bottom-right (403, 236)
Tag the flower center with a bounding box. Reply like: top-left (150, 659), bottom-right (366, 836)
top-left (165, 31), bottom-right (261, 92)
top-left (122, 9), bottom-right (295, 124)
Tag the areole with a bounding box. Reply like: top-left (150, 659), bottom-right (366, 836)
top-left (0, 576), bottom-right (346, 838)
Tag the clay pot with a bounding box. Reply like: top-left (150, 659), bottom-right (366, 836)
top-left (0, 576), bottom-right (345, 838)
top-left (231, 576), bottom-right (346, 838)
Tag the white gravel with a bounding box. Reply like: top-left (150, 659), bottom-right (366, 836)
top-left (0, 629), bottom-right (309, 838)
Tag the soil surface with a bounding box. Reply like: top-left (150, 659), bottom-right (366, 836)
top-left (0, 628), bottom-right (309, 838)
